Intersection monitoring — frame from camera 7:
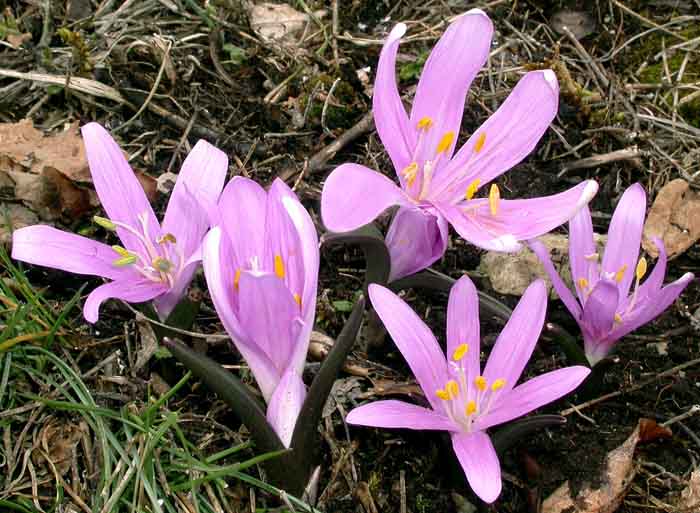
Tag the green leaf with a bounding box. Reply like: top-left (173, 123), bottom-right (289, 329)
top-left (222, 43), bottom-right (247, 65)
top-left (332, 300), bottom-right (353, 312)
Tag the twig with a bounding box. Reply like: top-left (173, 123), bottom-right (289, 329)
top-left (558, 147), bottom-right (642, 175)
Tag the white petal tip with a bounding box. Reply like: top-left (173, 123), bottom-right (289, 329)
top-left (576, 180), bottom-right (599, 210)
top-left (465, 8), bottom-right (488, 17)
top-left (491, 234), bottom-right (521, 252)
top-left (389, 23), bottom-right (407, 40)
top-left (681, 272), bottom-right (695, 284)
top-left (538, 69), bottom-right (559, 92)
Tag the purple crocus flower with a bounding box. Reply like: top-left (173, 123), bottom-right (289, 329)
top-left (347, 276), bottom-right (590, 502)
top-left (530, 183), bottom-right (694, 366)
top-left (11, 122), bottom-right (227, 323)
top-left (202, 177), bottom-right (319, 447)
top-left (321, 10), bottom-right (598, 280)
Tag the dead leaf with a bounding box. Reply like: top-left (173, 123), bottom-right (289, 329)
top-left (638, 418), bottom-right (672, 443)
top-left (643, 179), bottom-right (700, 259)
top-left (248, 2), bottom-right (325, 44)
top-left (33, 419), bottom-right (86, 476)
top-left (0, 203), bottom-right (39, 244)
top-left (542, 422), bottom-right (640, 513)
top-left (551, 10), bottom-right (596, 39)
top-left (6, 32), bottom-right (32, 48)
top-left (134, 319), bottom-right (159, 373)
top-left (359, 378), bottom-right (423, 399)
top-left (671, 469), bottom-right (700, 512)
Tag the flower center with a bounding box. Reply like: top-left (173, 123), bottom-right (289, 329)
top-left (231, 254), bottom-right (302, 309)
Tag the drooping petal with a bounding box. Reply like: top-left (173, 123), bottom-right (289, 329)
top-left (601, 184), bottom-right (646, 298)
top-left (385, 206), bottom-right (448, 280)
top-left (321, 164), bottom-right (405, 232)
top-left (437, 203), bottom-right (522, 252)
top-left (528, 239), bottom-right (582, 319)
top-left (446, 275), bottom-right (481, 383)
top-left (368, 284), bottom-right (448, 410)
top-left (346, 400), bottom-right (456, 431)
top-left (266, 367), bottom-right (307, 448)
top-left (432, 70), bottom-right (560, 202)
top-left (81, 123), bottom-right (160, 252)
top-left (478, 366), bottom-right (590, 430)
top-left (83, 279), bottom-right (167, 323)
top-left (483, 280), bottom-right (547, 394)
top-left (11, 225), bottom-right (138, 281)
top-left (410, 10), bottom-right (494, 165)
top-left (569, 205), bottom-right (599, 303)
top-left (373, 23), bottom-right (415, 178)
top-left (162, 139), bottom-right (228, 258)
top-left (581, 279), bottom-right (619, 344)
top-left (451, 431), bottom-right (502, 504)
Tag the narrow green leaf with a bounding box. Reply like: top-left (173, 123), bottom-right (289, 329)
top-left (322, 224), bottom-right (391, 289)
top-left (492, 415), bottom-right (566, 454)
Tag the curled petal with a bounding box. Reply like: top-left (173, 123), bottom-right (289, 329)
top-left (451, 431), bottom-right (502, 503)
top-left (83, 279), bottom-right (167, 323)
top-left (266, 368), bottom-right (306, 448)
top-left (346, 400), bottom-right (456, 431)
top-left (446, 275), bottom-right (481, 384)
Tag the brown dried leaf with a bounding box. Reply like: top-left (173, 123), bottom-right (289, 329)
top-left (551, 10), bottom-right (596, 39)
top-left (359, 378), bottom-right (423, 399)
top-left (33, 419), bottom-right (86, 476)
top-left (542, 422), bottom-right (640, 513)
top-left (638, 418), bottom-right (672, 443)
top-left (642, 179), bottom-right (700, 259)
top-left (0, 204), bottom-right (39, 244)
top-left (248, 2), bottom-right (325, 44)
top-left (6, 32), bottom-right (32, 48)
top-left (672, 469), bottom-right (700, 512)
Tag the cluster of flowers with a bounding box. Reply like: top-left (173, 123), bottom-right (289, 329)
top-left (11, 9), bottom-right (693, 504)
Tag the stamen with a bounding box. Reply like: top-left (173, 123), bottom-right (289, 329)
top-left (615, 265), bottom-right (628, 283)
top-left (234, 269), bottom-right (241, 291)
top-left (94, 215), bottom-right (116, 231)
top-left (474, 376), bottom-right (487, 392)
top-left (436, 389), bottom-right (450, 401)
top-left (152, 257), bottom-right (173, 273)
top-left (465, 400), bottom-right (477, 415)
top-left (636, 257), bottom-right (647, 281)
top-left (401, 162), bottom-right (419, 187)
top-left (446, 380), bottom-right (459, 399)
top-left (491, 379), bottom-right (505, 391)
top-left (436, 131), bottom-right (455, 154)
top-left (113, 255), bottom-right (137, 267)
top-left (474, 132), bottom-right (486, 153)
top-left (112, 245), bottom-right (131, 257)
top-left (294, 293), bottom-right (302, 307)
top-left (464, 179), bottom-right (481, 201)
top-left (578, 277), bottom-right (589, 289)
top-left (157, 233), bottom-right (177, 244)
top-left (274, 255), bottom-right (285, 279)
top-left (452, 343), bottom-right (469, 361)
top-left (584, 253), bottom-right (600, 261)
top-left (417, 117), bottom-right (434, 130)
top-left (614, 313), bottom-right (622, 323)
top-left (488, 184), bottom-right (500, 216)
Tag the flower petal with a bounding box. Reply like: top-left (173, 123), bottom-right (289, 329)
top-left (581, 279), bottom-right (619, 345)
top-left (451, 431), bottom-right (502, 503)
top-left (266, 367), bottom-right (306, 448)
top-left (346, 400), bottom-right (456, 431)
top-left (83, 279), bottom-right (167, 323)
top-left (432, 70), bottom-right (560, 202)
top-left (373, 23), bottom-right (415, 178)
top-left (162, 139), bottom-right (228, 258)
top-left (478, 366), bottom-right (590, 430)
top-left (601, 184), bottom-right (646, 298)
top-left (437, 203), bottom-right (522, 252)
top-left (217, 176), bottom-right (268, 264)
top-left (321, 164), bottom-right (405, 233)
top-left (528, 239), bottom-right (582, 319)
top-left (410, 10), bottom-right (494, 164)
top-left (81, 123), bottom-right (160, 252)
top-left (483, 279), bottom-right (547, 393)
top-left (569, 205), bottom-right (599, 304)
top-left (385, 206), bottom-right (448, 280)
top-left (11, 225), bottom-right (138, 281)
top-left (368, 284), bottom-right (448, 410)
top-left (446, 275), bottom-right (481, 383)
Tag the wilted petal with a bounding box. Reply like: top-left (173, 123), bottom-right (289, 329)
top-left (83, 279), bottom-right (167, 323)
top-left (162, 139), bottom-right (228, 258)
top-left (217, 176), bottom-right (268, 264)
top-left (321, 164), bottom-right (404, 232)
top-left (385, 206), bottom-right (448, 280)
top-left (528, 239), bottom-right (582, 319)
top-left (373, 23), bottom-right (415, 177)
top-left (601, 184), bottom-right (646, 298)
top-left (581, 279), bottom-right (619, 343)
top-left (410, 10), bottom-right (494, 164)
top-left (368, 284), bottom-right (448, 410)
top-left (446, 275), bottom-right (481, 383)
top-left (569, 205), bottom-right (599, 304)
top-left (478, 366), bottom-right (590, 430)
top-left (433, 70), bottom-right (560, 202)
top-left (346, 400), bottom-right (456, 431)
top-left (81, 123), bottom-right (160, 252)
top-left (483, 280), bottom-right (547, 393)
top-left (451, 431), bottom-right (501, 503)
top-left (266, 368), bottom-right (306, 448)
top-left (11, 225), bottom-right (137, 281)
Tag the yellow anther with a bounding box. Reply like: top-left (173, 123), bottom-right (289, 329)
top-left (294, 293), bottom-right (302, 307)
top-left (614, 313), bottom-right (623, 323)
top-left (491, 379), bottom-right (506, 391)
top-left (464, 179), bottom-right (481, 201)
top-left (584, 253), bottom-right (600, 261)
top-left (157, 233), bottom-right (177, 244)
top-left (474, 376), bottom-right (487, 391)
top-left (402, 162), bottom-right (419, 187)
top-left (465, 400), bottom-right (477, 415)
top-left (615, 265), bottom-right (628, 283)
top-left (152, 257), bottom-right (173, 273)
top-left (234, 268), bottom-right (241, 291)
top-left (577, 277), bottom-right (589, 289)
top-left (446, 380), bottom-right (459, 399)
top-left (436, 131), bottom-right (455, 154)
top-left (417, 116), bottom-right (434, 130)
top-left (452, 343), bottom-right (469, 361)
top-left (274, 255), bottom-right (285, 279)
top-left (113, 255), bottom-right (137, 267)
top-left (474, 132), bottom-right (486, 153)
top-left (112, 245), bottom-right (131, 257)
top-left (488, 184), bottom-right (500, 216)
top-left (636, 257), bottom-right (647, 281)
top-left (436, 389), bottom-right (450, 401)
top-left (93, 215), bottom-right (116, 231)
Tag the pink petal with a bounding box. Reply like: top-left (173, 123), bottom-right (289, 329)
top-left (451, 431), bottom-right (502, 503)
top-left (581, 279), bottom-right (619, 343)
top-left (321, 164), bottom-right (405, 232)
top-left (528, 239), bottom-right (582, 319)
top-left (11, 225), bottom-right (138, 281)
top-left (162, 139), bottom-right (228, 258)
top-left (83, 279), bottom-right (167, 323)
top-left (385, 206), bottom-right (448, 280)
top-left (478, 366), bottom-right (590, 430)
top-left (446, 275), bottom-right (481, 383)
top-left (483, 280), bottom-right (547, 393)
top-left (346, 400), bottom-right (455, 431)
top-left (368, 284), bottom-right (448, 410)
top-left (432, 70), bottom-right (560, 202)
top-left (437, 203), bottom-right (522, 252)
top-left (569, 205), bottom-right (599, 304)
top-left (266, 368), bottom-right (307, 447)
top-left (81, 123), bottom-right (160, 252)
